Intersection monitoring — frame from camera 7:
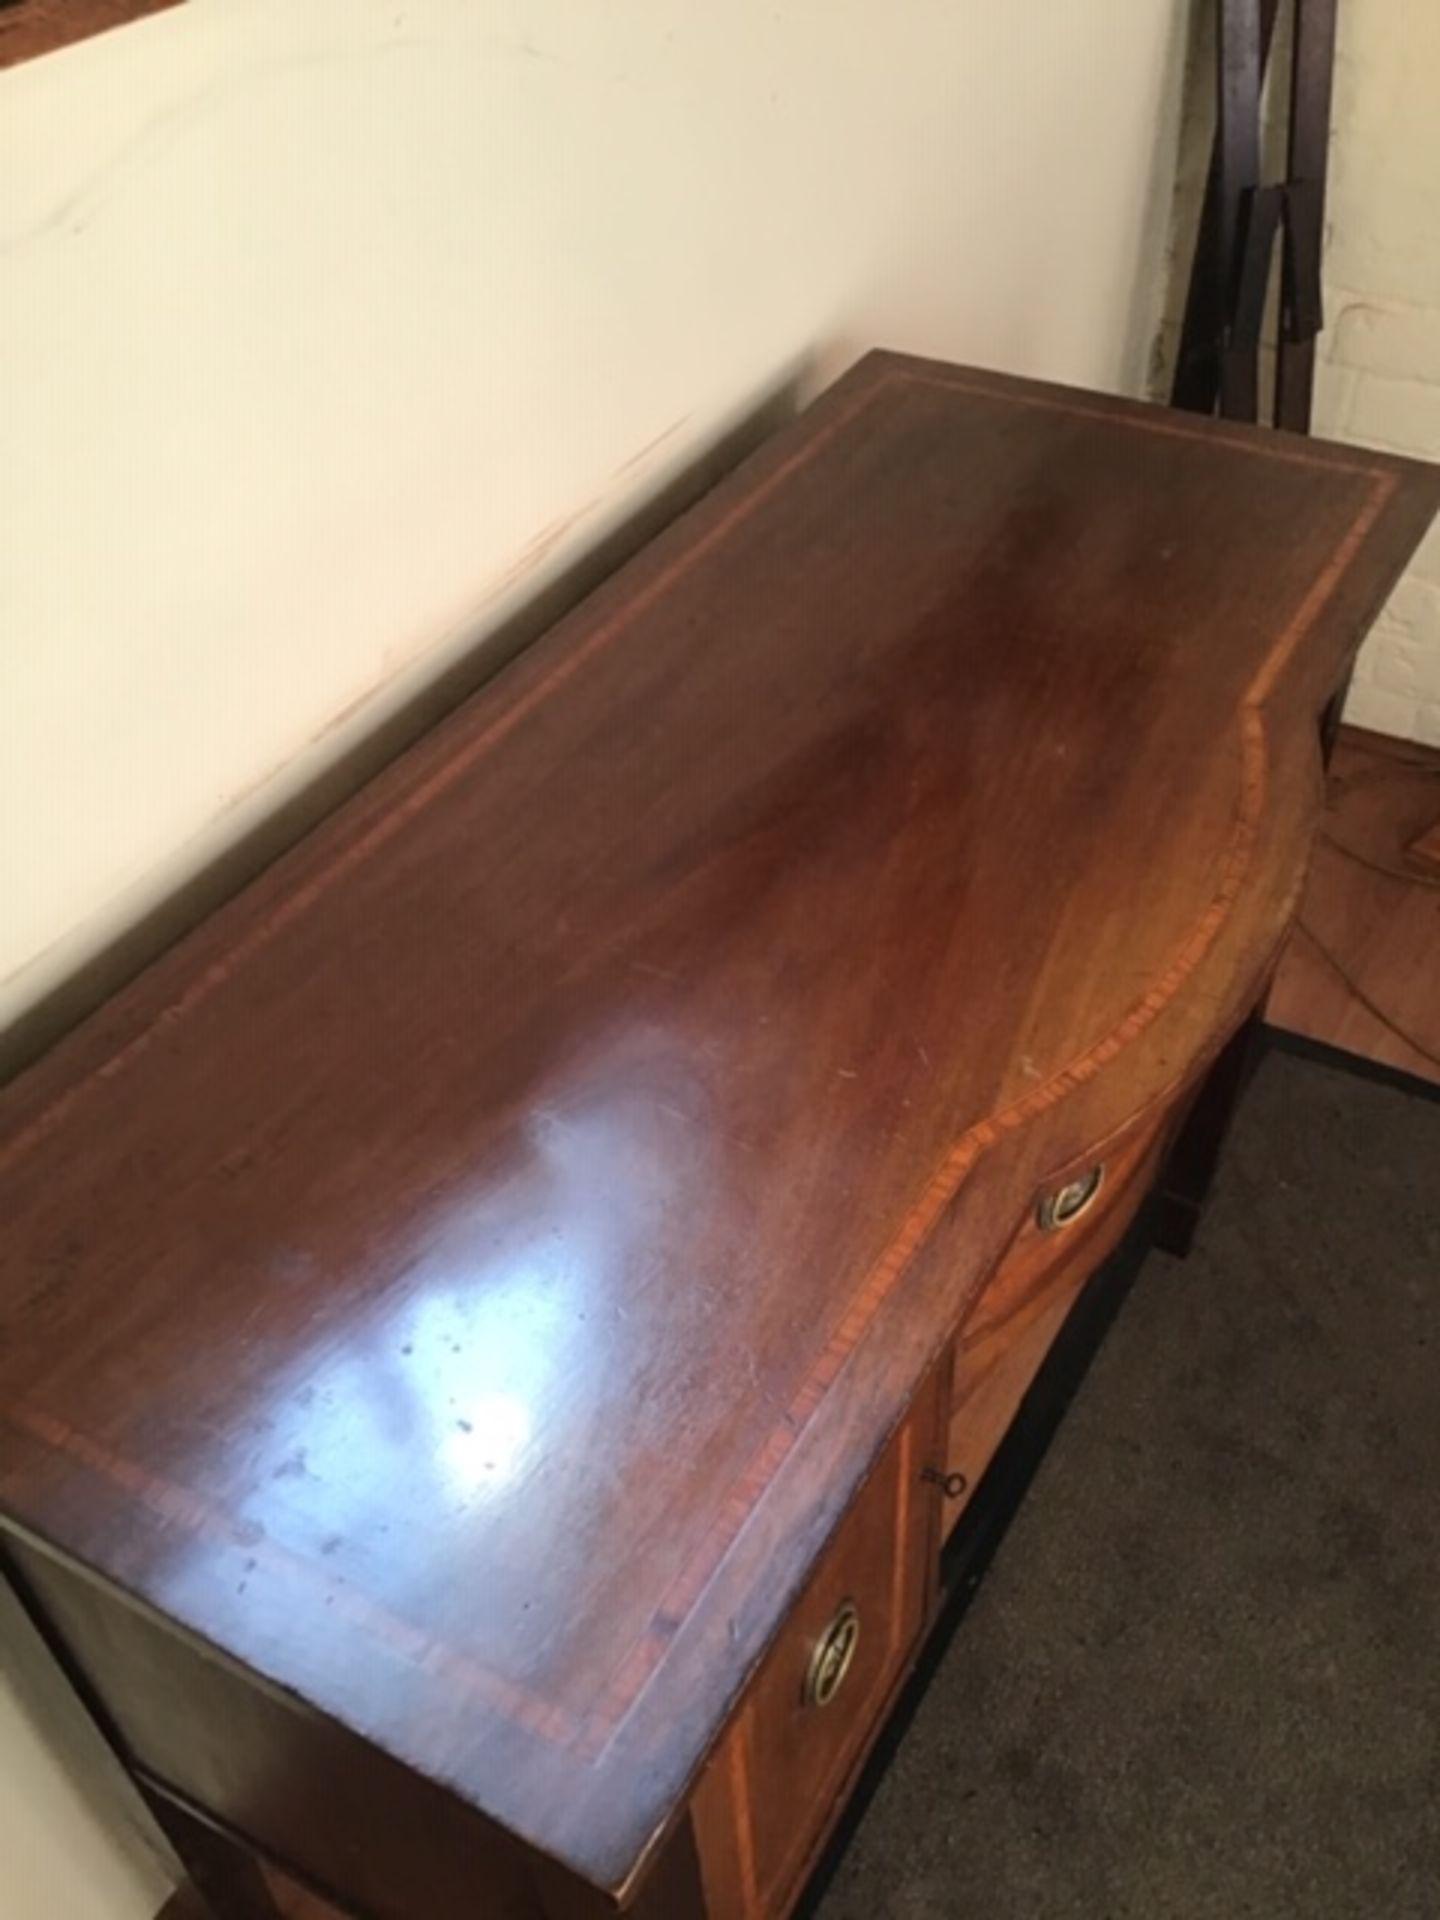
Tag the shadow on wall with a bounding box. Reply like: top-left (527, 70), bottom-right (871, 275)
top-left (1, 359), bottom-right (810, 1086)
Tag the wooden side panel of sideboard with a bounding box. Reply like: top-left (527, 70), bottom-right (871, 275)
top-left (1, 1537), bottom-right (546, 1920)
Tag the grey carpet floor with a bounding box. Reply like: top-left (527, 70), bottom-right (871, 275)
top-left (813, 1047), bottom-right (1440, 1920)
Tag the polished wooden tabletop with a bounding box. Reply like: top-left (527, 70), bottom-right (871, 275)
top-left (3, 354), bottom-right (1437, 1896)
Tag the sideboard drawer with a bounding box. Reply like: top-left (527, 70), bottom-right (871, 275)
top-left (941, 1099), bottom-right (1177, 1537)
top-left (692, 1369), bottom-right (945, 1919)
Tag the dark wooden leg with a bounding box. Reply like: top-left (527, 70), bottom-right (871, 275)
top-left (1152, 1013), bottom-right (1268, 1258)
top-left (1172, 0), bottom-right (1284, 416)
top-left (142, 1788), bottom-right (285, 1920)
top-left (1320, 673), bottom-right (1351, 765)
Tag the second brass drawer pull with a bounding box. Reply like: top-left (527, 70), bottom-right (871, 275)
top-left (1036, 1163), bottom-right (1104, 1232)
top-left (804, 1601), bottom-right (860, 1709)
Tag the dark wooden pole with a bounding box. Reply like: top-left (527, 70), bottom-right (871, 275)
top-left (1277, 0), bottom-right (1341, 433)
top-left (1171, 0), bottom-right (1283, 416)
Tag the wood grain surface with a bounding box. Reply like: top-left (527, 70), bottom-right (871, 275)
top-left (3, 354), bottom-right (1438, 1901)
top-left (1406, 815), bottom-right (1440, 879)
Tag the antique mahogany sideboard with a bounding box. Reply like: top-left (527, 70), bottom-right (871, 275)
top-left (3, 355), bottom-right (1438, 1920)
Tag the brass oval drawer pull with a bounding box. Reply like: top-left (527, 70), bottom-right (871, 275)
top-left (1036, 1163), bottom-right (1104, 1232)
top-left (804, 1601), bottom-right (860, 1709)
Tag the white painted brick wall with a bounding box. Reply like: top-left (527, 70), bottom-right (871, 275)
top-left (1156, 0), bottom-right (1440, 744)
top-left (1305, 0), bottom-right (1440, 743)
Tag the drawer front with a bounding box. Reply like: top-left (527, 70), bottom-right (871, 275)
top-left (941, 1098), bottom-right (1176, 1538)
top-left (693, 1370), bottom-right (946, 1919)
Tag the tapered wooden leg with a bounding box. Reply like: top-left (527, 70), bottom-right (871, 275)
top-left (1320, 675), bottom-right (1351, 765)
top-left (143, 1788), bottom-right (285, 1920)
top-left (1152, 1013), bottom-right (1267, 1258)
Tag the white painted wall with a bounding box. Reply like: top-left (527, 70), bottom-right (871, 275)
top-left (0, 2), bottom-right (1188, 1912)
top-left (1317, 0), bottom-right (1440, 743)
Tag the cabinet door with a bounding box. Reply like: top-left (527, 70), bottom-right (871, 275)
top-left (943, 1099), bottom-right (1175, 1537)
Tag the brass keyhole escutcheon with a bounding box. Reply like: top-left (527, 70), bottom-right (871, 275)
top-left (922, 1467), bottom-right (969, 1499)
top-left (804, 1601), bottom-right (860, 1709)
top-left (1036, 1163), bottom-right (1104, 1232)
